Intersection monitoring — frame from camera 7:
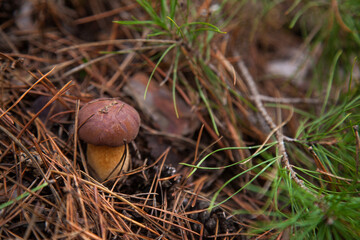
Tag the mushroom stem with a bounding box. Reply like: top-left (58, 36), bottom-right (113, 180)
top-left (86, 143), bottom-right (130, 181)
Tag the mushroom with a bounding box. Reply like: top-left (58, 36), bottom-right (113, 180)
top-left (77, 98), bottom-right (140, 181)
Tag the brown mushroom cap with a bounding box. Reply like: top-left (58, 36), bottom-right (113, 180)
top-left (78, 98), bottom-right (140, 147)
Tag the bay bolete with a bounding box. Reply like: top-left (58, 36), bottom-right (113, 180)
top-left (77, 98), bottom-right (140, 181)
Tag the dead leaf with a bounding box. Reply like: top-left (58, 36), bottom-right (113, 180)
top-left (125, 73), bottom-right (199, 136)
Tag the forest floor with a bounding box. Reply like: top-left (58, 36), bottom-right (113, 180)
top-left (1, 1), bottom-right (360, 239)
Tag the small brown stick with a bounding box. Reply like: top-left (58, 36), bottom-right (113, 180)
top-left (236, 57), bottom-right (316, 196)
top-left (0, 125), bottom-right (61, 203)
top-left (23, 203), bottom-right (43, 239)
top-left (57, 39), bottom-right (178, 53)
top-left (0, 67), bottom-right (56, 119)
top-left (331, 0), bottom-right (352, 33)
top-left (354, 125), bottom-right (360, 178)
top-left (61, 45), bottom-right (169, 79)
top-left (73, 100), bottom-right (80, 170)
top-left (250, 95), bottom-right (320, 104)
top-left (142, 148), bottom-right (170, 209)
top-left (74, 3), bottom-right (138, 25)
top-left (308, 146), bottom-right (334, 184)
top-left (107, 30), bottom-right (150, 89)
top-left (0, 28), bottom-right (19, 53)
top-left (66, 221), bottom-right (103, 240)
top-left (192, 124), bottom-right (205, 169)
top-left (17, 80), bottom-right (73, 139)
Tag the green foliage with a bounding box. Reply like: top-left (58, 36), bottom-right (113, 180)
top-left (255, 191), bottom-right (360, 239)
top-left (115, 0), bottom-right (226, 119)
top-left (182, 142), bottom-right (278, 176)
top-left (256, 71), bottom-right (360, 238)
top-left (256, 69), bottom-right (360, 238)
top-left (288, 0), bottom-right (360, 89)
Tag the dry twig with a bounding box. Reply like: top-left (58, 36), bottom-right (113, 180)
top-left (236, 56), bottom-right (316, 196)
